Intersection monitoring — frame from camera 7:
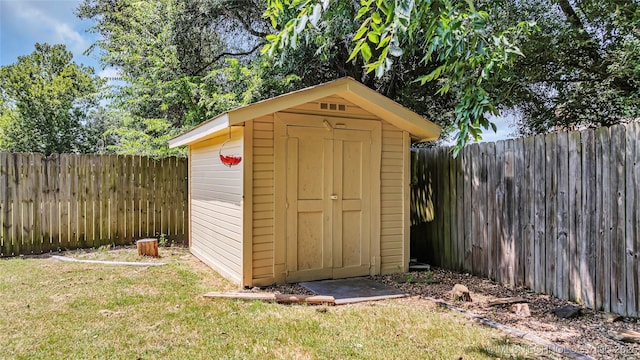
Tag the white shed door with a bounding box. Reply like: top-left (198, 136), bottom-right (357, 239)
top-left (285, 122), bottom-right (373, 282)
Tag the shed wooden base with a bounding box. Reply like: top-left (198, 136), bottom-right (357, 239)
top-left (203, 292), bottom-right (335, 305)
top-left (137, 238), bottom-right (159, 257)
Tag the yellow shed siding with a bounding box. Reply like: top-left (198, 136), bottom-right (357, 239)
top-left (251, 116), bottom-right (276, 284)
top-left (380, 122), bottom-right (409, 273)
top-left (189, 128), bottom-right (244, 284)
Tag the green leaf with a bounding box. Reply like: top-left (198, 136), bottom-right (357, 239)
top-left (436, 83), bottom-right (450, 95)
top-left (361, 42), bottom-right (372, 62)
top-left (356, 7), bottom-right (369, 19)
top-left (371, 12), bottom-right (382, 24)
top-left (347, 40), bottom-right (364, 62)
top-left (353, 23), bottom-right (369, 40)
top-left (367, 31), bottom-right (380, 44)
top-left (260, 43), bottom-right (272, 54)
top-left (377, 35), bottom-right (391, 49)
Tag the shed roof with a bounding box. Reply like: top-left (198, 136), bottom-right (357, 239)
top-left (168, 77), bottom-right (441, 147)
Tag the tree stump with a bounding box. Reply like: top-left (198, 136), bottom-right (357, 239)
top-left (137, 238), bottom-right (159, 257)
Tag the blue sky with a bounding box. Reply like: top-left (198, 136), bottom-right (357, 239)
top-left (0, 0), bottom-right (516, 142)
top-left (0, 0), bottom-right (116, 77)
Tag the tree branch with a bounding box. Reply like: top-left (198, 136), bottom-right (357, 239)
top-left (192, 43), bottom-right (262, 76)
top-left (556, 0), bottom-right (587, 32)
top-left (555, 0), bottom-right (603, 67)
top-left (231, 9), bottom-right (270, 38)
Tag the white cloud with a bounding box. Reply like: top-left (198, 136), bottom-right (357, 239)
top-left (52, 21), bottom-right (89, 55)
top-left (3, 0), bottom-right (90, 56)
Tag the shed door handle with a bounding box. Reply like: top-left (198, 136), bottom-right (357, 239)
top-left (330, 194), bottom-right (338, 200)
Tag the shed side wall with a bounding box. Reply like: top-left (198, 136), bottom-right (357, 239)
top-left (251, 115), bottom-right (276, 285)
top-left (380, 122), bottom-right (409, 273)
top-left (190, 128), bottom-right (244, 284)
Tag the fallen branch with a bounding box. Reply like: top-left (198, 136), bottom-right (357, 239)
top-left (487, 297), bottom-right (528, 307)
top-left (609, 329), bottom-right (640, 344)
top-left (50, 255), bottom-right (166, 267)
top-left (203, 291), bottom-right (335, 305)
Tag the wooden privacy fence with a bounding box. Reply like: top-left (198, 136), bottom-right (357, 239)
top-left (411, 123), bottom-right (640, 317)
top-left (0, 153), bottom-right (188, 257)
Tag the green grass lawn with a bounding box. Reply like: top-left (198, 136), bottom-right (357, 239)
top-left (0, 247), bottom-right (540, 359)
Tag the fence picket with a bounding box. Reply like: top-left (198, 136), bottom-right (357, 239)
top-left (568, 131), bottom-right (582, 302)
top-left (599, 127), bottom-right (612, 312)
top-left (11, 154), bottom-right (21, 256)
top-left (580, 129), bottom-right (596, 309)
top-left (0, 153), bottom-right (8, 256)
top-left (439, 148), bottom-right (453, 269)
top-left (108, 155), bottom-right (118, 244)
top-left (545, 133), bottom-right (557, 296)
top-left (115, 155), bottom-right (125, 245)
top-left (625, 123), bottom-right (639, 317)
top-left (494, 140), bottom-right (505, 284)
top-left (513, 138), bottom-right (524, 287)
top-left (533, 135), bottom-right (546, 294)
top-left (556, 132), bottom-right (569, 300)
top-left (471, 144), bottom-right (484, 277)
top-left (631, 123), bottom-right (640, 317)
top-left (522, 136), bottom-right (536, 289)
top-left (21, 153), bottom-right (34, 255)
top-left (448, 148), bottom-right (458, 271)
top-left (77, 155), bottom-right (87, 248)
top-left (32, 153), bottom-right (43, 254)
top-left (611, 125), bottom-right (626, 315)
top-left (124, 155), bottom-right (134, 243)
top-left (462, 145), bottom-right (472, 272)
top-left (485, 142), bottom-right (497, 281)
top-left (504, 140), bottom-right (516, 287)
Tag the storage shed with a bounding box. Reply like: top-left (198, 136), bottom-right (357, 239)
top-left (168, 77), bottom-right (441, 287)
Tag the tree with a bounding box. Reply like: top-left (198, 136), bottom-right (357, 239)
top-left (0, 43), bottom-right (104, 154)
top-left (77, 0), bottom-right (288, 128)
top-left (484, 0), bottom-right (640, 135)
top-left (77, 0), bottom-right (303, 157)
top-left (264, 0), bottom-right (534, 154)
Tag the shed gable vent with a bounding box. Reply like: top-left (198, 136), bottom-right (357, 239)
top-left (320, 102), bottom-right (346, 111)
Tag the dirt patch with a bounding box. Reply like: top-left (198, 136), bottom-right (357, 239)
top-left (375, 269), bottom-right (640, 360)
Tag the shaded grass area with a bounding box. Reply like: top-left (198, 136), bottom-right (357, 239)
top-left (0, 247), bottom-right (541, 359)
